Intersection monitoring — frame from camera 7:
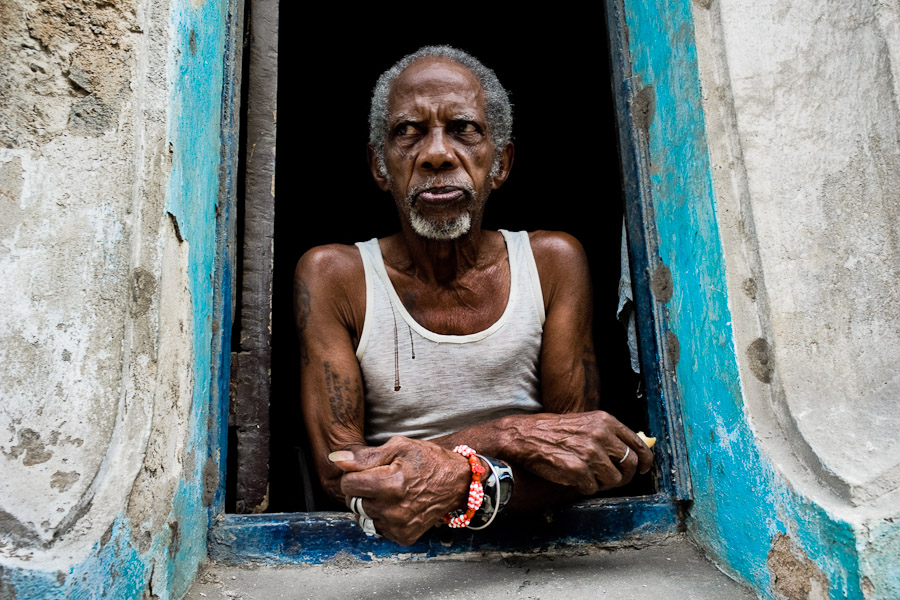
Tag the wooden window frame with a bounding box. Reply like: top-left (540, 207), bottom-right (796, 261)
top-left (208, 0), bottom-right (691, 563)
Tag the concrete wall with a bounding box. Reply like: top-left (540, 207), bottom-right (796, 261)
top-left (0, 0), bottom-right (235, 598)
top-left (1, 0), bottom-right (896, 598)
top-left (694, 0), bottom-right (900, 597)
top-left (619, 0), bottom-right (899, 597)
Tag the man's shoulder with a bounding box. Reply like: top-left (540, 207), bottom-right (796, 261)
top-left (527, 230), bottom-right (589, 270)
top-left (294, 243), bottom-right (365, 296)
top-left (525, 231), bottom-right (591, 308)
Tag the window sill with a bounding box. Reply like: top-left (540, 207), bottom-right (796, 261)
top-left (208, 493), bottom-right (682, 564)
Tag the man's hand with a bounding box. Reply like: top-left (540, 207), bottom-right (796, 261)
top-left (439, 410), bottom-right (654, 498)
top-left (329, 436), bottom-right (473, 546)
top-left (512, 411), bottom-right (654, 494)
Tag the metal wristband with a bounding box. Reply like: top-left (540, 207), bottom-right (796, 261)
top-left (467, 455), bottom-right (514, 530)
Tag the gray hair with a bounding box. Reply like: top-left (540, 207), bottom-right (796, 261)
top-left (368, 45), bottom-right (513, 177)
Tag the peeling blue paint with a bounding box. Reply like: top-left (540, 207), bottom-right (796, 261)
top-left (2, 2), bottom-right (235, 598)
top-left (209, 497), bottom-right (680, 565)
top-left (618, 0), bottom-right (865, 598)
top-left (163, 0), bottom-right (231, 597)
top-left (861, 518), bottom-right (900, 598)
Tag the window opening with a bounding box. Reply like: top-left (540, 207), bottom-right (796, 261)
top-left (261, 23), bottom-right (647, 514)
top-left (222, 6), bottom-right (689, 551)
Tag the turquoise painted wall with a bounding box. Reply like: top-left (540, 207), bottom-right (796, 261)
top-left (0, 2), bottom-right (232, 598)
top-left (618, 0), bottom-right (866, 598)
top-left (624, 0), bottom-right (862, 598)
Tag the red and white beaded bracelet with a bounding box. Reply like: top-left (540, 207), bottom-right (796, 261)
top-left (443, 445), bottom-right (486, 528)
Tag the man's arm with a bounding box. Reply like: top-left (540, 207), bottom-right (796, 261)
top-left (331, 233), bottom-right (652, 524)
top-left (294, 245), bottom-right (369, 501)
top-left (295, 246), bottom-right (475, 544)
top-left (425, 232), bottom-right (651, 505)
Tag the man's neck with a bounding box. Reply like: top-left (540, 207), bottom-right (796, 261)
top-left (391, 222), bottom-right (491, 286)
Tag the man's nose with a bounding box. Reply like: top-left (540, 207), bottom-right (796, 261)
top-left (418, 129), bottom-right (457, 171)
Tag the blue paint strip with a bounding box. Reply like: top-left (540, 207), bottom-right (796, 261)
top-left (164, 1), bottom-right (231, 597)
top-left (617, 0), bottom-right (865, 598)
top-left (208, 496), bottom-right (680, 565)
top-left (4, 3), bottom-right (237, 599)
top-left (606, 0), bottom-right (693, 503)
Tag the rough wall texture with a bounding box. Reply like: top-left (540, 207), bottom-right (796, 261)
top-left (617, 0), bottom-right (899, 597)
top-left (685, 0), bottom-right (900, 597)
top-left (711, 0), bottom-right (900, 504)
top-left (0, 0), bottom-right (234, 597)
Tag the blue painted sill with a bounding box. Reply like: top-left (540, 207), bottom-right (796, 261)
top-left (208, 494), bottom-right (681, 564)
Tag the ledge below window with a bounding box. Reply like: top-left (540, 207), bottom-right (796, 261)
top-left (208, 494), bottom-right (683, 564)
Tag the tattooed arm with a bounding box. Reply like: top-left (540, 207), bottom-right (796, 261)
top-left (294, 245), bottom-right (474, 535)
top-left (294, 244), bottom-right (370, 501)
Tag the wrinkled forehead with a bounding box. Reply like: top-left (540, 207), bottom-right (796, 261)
top-left (387, 57), bottom-right (487, 118)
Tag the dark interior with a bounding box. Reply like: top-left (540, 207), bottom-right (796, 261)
top-left (259, 13), bottom-right (649, 512)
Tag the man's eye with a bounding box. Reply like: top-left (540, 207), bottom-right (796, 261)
top-left (455, 122), bottom-right (479, 134)
top-left (394, 124), bottom-right (419, 136)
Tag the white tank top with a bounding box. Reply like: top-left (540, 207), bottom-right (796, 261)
top-left (355, 230), bottom-right (546, 445)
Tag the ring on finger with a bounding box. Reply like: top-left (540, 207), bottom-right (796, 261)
top-left (618, 447), bottom-right (631, 464)
top-left (350, 496), bottom-right (363, 516)
top-left (356, 498), bottom-right (371, 521)
top-left (359, 515), bottom-right (379, 537)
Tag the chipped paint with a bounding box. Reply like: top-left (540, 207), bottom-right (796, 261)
top-left (619, 0), bottom-right (892, 597)
top-left (0, 0), bottom-right (238, 597)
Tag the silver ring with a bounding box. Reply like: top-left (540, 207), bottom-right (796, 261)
top-left (359, 515), bottom-right (378, 537)
top-left (350, 496), bottom-right (371, 520)
top-left (618, 447), bottom-right (631, 464)
top-left (356, 498), bottom-right (371, 521)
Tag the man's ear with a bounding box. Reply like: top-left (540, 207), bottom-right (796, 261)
top-left (491, 141), bottom-right (515, 190)
top-left (367, 144), bottom-right (391, 192)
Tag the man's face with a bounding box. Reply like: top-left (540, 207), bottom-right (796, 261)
top-left (372, 58), bottom-right (509, 240)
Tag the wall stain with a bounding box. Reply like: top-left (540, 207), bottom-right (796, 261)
top-left (742, 277), bottom-right (757, 301)
top-left (1, 0), bottom-right (137, 145)
top-left (4, 428), bottom-right (53, 465)
top-left (666, 330), bottom-right (681, 368)
top-left (0, 507), bottom-right (40, 548)
top-left (0, 156), bottom-right (25, 242)
top-left (202, 458), bottom-right (218, 507)
top-left (69, 95), bottom-right (117, 136)
top-left (861, 576), bottom-right (875, 597)
top-left (100, 522), bottom-right (113, 547)
top-left (767, 533), bottom-right (829, 600)
top-left (50, 470), bottom-right (81, 493)
top-left (131, 268), bottom-right (157, 317)
top-left (747, 337), bottom-right (774, 383)
top-left (167, 520), bottom-right (180, 560)
top-left (632, 84), bottom-right (656, 136)
top-left (0, 565), bottom-right (16, 600)
top-left (650, 264), bottom-right (673, 303)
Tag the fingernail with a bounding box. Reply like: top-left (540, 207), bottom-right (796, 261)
top-left (328, 451), bottom-right (354, 462)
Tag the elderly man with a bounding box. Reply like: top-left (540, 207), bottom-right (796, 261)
top-left (294, 46), bottom-right (653, 546)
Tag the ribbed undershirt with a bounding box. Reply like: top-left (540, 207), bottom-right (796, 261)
top-left (355, 230), bottom-right (546, 446)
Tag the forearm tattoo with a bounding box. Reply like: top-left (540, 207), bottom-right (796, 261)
top-left (323, 361), bottom-right (363, 427)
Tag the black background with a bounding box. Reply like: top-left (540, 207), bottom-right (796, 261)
top-left (256, 11), bottom-right (649, 511)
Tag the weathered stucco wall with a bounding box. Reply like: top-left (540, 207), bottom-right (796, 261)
top-left (620, 0), bottom-right (899, 598)
top-left (685, 0), bottom-right (900, 598)
top-left (704, 0), bottom-right (900, 506)
top-left (0, 0), bottom-right (235, 598)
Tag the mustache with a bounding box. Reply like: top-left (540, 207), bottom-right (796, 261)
top-left (407, 178), bottom-right (477, 203)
